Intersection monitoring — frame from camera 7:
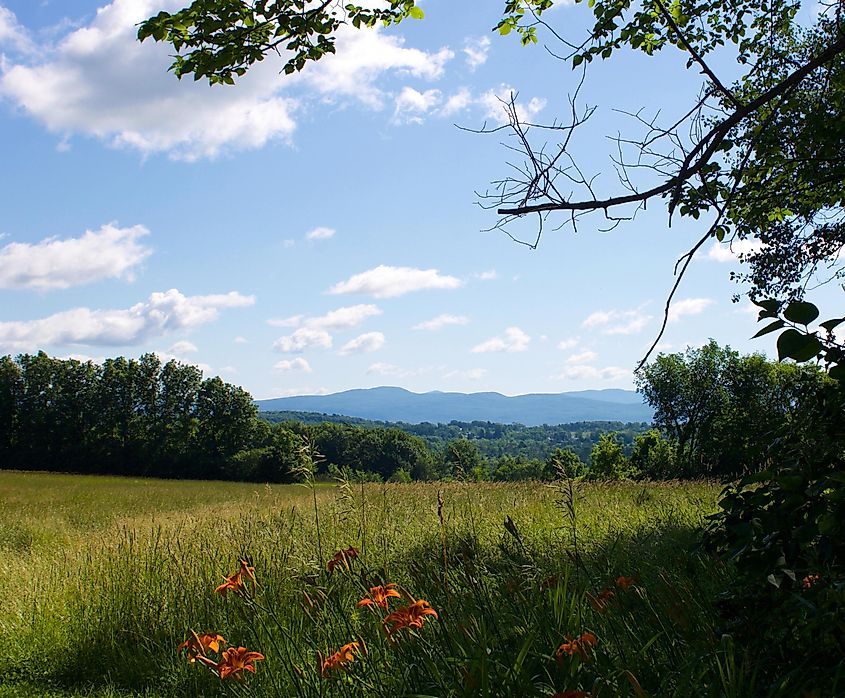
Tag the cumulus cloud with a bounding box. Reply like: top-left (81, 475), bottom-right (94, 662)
top-left (471, 326), bottom-right (530, 353)
top-left (0, 288), bottom-right (254, 351)
top-left (566, 350), bottom-right (597, 364)
top-left (463, 36), bottom-right (491, 70)
top-left (154, 350), bottom-right (211, 374)
top-left (557, 337), bottom-right (579, 350)
top-left (707, 239), bottom-right (764, 262)
top-left (0, 1), bottom-right (454, 159)
top-left (0, 223), bottom-right (151, 290)
top-left (169, 339), bottom-right (198, 354)
top-left (0, 5), bottom-right (34, 54)
top-left (305, 226), bottom-right (335, 241)
top-left (307, 304), bottom-right (382, 331)
top-left (393, 86), bottom-right (442, 124)
top-left (273, 327), bottom-right (333, 353)
top-left (413, 314), bottom-right (469, 331)
top-left (582, 308), bottom-right (651, 335)
top-left (267, 314), bottom-right (303, 328)
top-left (328, 265), bottom-right (462, 298)
top-left (440, 87), bottom-right (473, 117)
top-left (554, 365), bottom-right (632, 381)
top-left (274, 357), bottom-right (312, 373)
top-left (339, 331), bottom-right (385, 355)
top-left (474, 269), bottom-right (498, 281)
top-left (479, 85), bottom-right (546, 125)
top-left (668, 297), bottom-right (715, 322)
top-left (234, 336), bottom-right (249, 344)
top-left (367, 361), bottom-right (413, 377)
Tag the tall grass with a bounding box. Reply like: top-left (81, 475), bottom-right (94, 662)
top-left (0, 472), bottom-right (741, 696)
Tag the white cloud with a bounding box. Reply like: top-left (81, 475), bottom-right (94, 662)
top-left (668, 297), bottom-right (715, 322)
top-left (463, 36), bottom-right (491, 70)
top-left (707, 239), bottom-right (764, 262)
top-left (302, 24), bottom-right (453, 109)
top-left (273, 327), bottom-right (333, 353)
top-left (566, 350), bottom-right (597, 364)
top-left (557, 337), bottom-right (579, 350)
top-left (328, 265), bottom-right (462, 298)
top-left (393, 86), bottom-right (441, 124)
top-left (234, 336), bottom-right (249, 344)
top-left (444, 367), bottom-right (487, 381)
top-left (0, 288), bottom-right (254, 351)
top-left (0, 6), bottom-right (34, 54)
top-left (306, 304), bottom-right (382, 330)
top-left (479, 85), bottom-right (546, 125)
top-left (0, 2), bottom-right (454, 159)
top-left (440, 87), bottom-right (473, 117)
top-left (272, 386), bottom-right (329, 397)
top-left (274, 358), bottom-right (312, 373)
top-left (471, 326), bottom-right (530, 353)
top-left (0, 223), bottom-right (151, 290)
top-left (339, 331), bottom-right (385, 355)
top-left (169, 339), bottom-right (198, 354)
top-left (267, 314), bottom-right (304, 328)
top-left (583, 308), bottom-right (652, 335)
top-left (154, 350), bottom-right (211, 374)
top-left (413, 314), bottom-right (469, 331)
top-left (553, 365), bottom-right (632, 381)
top-left (475, 269), bottom-right (498, 281)
top-left (305, 226), bottom-right (335, 241)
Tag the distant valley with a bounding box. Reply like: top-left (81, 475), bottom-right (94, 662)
top-left (255, 386), bottom-right (653, 426)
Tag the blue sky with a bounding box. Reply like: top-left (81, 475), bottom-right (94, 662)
top-left (0, 0), bottom-right (833, 398)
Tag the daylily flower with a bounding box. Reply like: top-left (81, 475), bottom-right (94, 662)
top-left (616, 575), bottom-right (635, 591)
top-left (216, 646), bottom-right (265, 681)
top-left (555, 632), bottom-right (598, 663)
top-left (178, 631), bottom-right (226, 662)
top-left (320, 641), bottom-right (363, 677)
top-left (587, 588), bottom-right (615, 613)
top-left (215, 560), bottom-right (257, 596)
top-left (383, 599), bottom-right (439, 637)
top-left (356, 584), bottom-right (401, 609)
top-left (327, 547), bottom-right (359, 573)
top-left (802, 573), bottom-right (821, 589)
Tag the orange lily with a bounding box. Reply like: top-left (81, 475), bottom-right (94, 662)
top-left (802, 573), bottom-right (821, 589)
top-left (587, 588), bottom-right (615, 613)
top-left (327, 546), bottom-right (359, 573)
top-left (215, 560), bottom-right (257, 596)
top-left (319, 641), bottom-right (363, 678)
top-left (178, 631), bottom-right (226, 662)
top-left (216, 646), bottom-right (265, 681)
top-left (555, 632), bottom-right (598, 663)
top-left (616, 575), bottom-right (635, 591)
top-left (356, 584), bottom-right (401, 610)
top-left (383, 599), bottom-right (439, 637)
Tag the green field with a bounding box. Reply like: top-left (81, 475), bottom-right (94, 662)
top-left (0, 471), bottom-right (747, 697)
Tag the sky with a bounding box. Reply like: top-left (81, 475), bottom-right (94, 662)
top-left (0, 0), bottom-right (837, 399)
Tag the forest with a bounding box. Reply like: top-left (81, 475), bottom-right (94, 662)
top-left (0, 340), bottom-right (831, 484)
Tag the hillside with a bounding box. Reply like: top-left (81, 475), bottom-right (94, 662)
top-left (255, 386), bottom-right (653, 425)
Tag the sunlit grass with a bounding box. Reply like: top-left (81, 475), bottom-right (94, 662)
top-left (0, 471), bottom-right (732, 696)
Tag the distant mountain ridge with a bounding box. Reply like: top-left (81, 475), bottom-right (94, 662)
top-left (255, 387), bottom-right (653, 426)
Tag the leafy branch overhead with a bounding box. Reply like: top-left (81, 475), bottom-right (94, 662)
top-left (137, 0), bottom-right (424, 84)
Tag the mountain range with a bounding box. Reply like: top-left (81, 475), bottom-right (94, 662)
top-left (256, 387), bottom-right (653, 426)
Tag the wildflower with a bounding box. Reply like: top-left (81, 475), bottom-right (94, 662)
top-left (383, 599), bottom-right (439, 637)
top-left (356, 584), bottom-right (401, 609)
top-left (802, 573), bottom-right (821, 590)
top-left (319, 641), bottom-right (363, 677)
top-left (178, 631), bottom-right (226, 662)
top-left (587, 588), bottom-right (615, 613)
top-left (215, 560), bottom-right (257, 596)
top-left (555, 632), bottom-right (598, 663)
top-left (616, 575), bottom-right (635, 591)
top-left (327, 546), bottom-right (359, 573)
top-left (216, 646), bottom-right (265, 681)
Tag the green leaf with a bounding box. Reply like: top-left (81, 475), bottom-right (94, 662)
top-left (499, 22), bottom-right (512, 35)
top-left (819, 317), bottom-right (845, 332)
top-left (408, 5), bottom-right (424, 20)
top-left (777, 329), bottom-right (822, 363)
top-left (752, 319), bottom-right (785, 338)
top-left (783, 301), bottom-right (819, 325)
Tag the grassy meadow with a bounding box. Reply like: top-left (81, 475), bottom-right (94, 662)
top-left (0, 471), bottom-right (745, 697)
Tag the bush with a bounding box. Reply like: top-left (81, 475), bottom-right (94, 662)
top-left (588, 433), bottom-right (630, 480)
